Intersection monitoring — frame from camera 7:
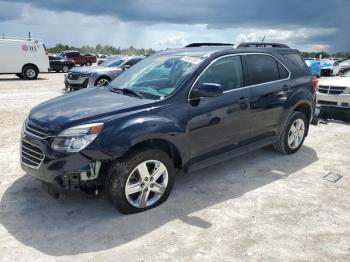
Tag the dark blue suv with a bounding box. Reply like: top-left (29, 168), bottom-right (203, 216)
top-left (21, 42), bottom-right (317, 213)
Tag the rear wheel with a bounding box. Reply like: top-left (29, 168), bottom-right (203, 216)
top-left (274, 111), bottom-right (307, 154)
top-left (106, 149), bottom-right (175, 214)
top-left (85, 61), bottom-right (92, 66)
top-left (62, 65), bottom-right (69, 73)
top-left (22, 65), bottom-right (38, 80)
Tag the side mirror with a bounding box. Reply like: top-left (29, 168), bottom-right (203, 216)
top-left (191, 83), bottom-right (223, 99)
top-left (122, 64), bottom-right (131, 70)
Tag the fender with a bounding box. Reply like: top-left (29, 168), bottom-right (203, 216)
top-left (99, 115), bottom-right (189, 163)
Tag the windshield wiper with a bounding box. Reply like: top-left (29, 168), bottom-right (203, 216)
top-left (110, 87), bottom-right (144, 99)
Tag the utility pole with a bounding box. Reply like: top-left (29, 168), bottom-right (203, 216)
top-left (262, 35), bottom-right (266, 43)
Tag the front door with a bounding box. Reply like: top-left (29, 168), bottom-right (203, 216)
top-left (188, 55), bottom-right (252, 162)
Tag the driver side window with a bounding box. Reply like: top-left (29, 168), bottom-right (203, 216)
top-left (197, 56), bottom-right (244, 91)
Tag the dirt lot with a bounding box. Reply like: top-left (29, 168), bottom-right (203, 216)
top-left (0, 73), bottom-right (349, 261)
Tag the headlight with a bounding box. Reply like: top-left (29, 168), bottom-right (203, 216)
top-left (51, 123), bottom-right (103, 152)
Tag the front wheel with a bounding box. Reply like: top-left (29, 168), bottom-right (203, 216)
top-left (95, 77), bottom-right (109, 86)
top-left (106, 149), bottom-right (175, 214)
top-left (274, 111), bottom-right (307, 154)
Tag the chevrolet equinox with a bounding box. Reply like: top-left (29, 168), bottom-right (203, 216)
top-left (20, 42), bottom-right (318, 214)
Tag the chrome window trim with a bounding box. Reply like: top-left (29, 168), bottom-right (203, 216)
top-left (187, 52), bottom-right (291, 100)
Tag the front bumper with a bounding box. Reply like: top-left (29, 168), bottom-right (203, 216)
top-left (317, 92), bottom-right (350, 108)
top-left (20, 132), bottom-right (95, 191)
top-left (64, 74), bottom-right (97, 90)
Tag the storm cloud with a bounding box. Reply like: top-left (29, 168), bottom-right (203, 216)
top-left (0, 0), bottom-right (348, 51)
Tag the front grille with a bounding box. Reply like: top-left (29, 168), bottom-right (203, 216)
top-left (21, 140), bottom-right (45, 169)
top-left (24, 121), bottom-right (50, 139)
top-left (318, 85), bottom-right (346, 95)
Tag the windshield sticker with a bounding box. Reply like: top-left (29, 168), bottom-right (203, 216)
top-left (181, 56), bottom-right (202, 64)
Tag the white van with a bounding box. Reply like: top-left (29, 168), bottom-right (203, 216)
top-left (0, 37), bottom-right (49, 80)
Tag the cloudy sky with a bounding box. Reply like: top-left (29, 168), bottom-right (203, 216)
top-left (0, 0), bottom-right (348, 52)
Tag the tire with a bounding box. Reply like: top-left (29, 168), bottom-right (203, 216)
top-left (16, 73), bottom-right (24, 79)
top-left (273, 111), bottom-right (308, 154)
top-left (106, 149), bottom-right (175, 214)
top-left (310, 115), bottom-right (319, 125)
top-left (22, 65), bottom-right (38, 80)
top-left (62, 65), bottom-right (69, 73)
top-left (95, 76), bottom-right (110, 86)
top-left (85, 61), bottom-right (92, 66)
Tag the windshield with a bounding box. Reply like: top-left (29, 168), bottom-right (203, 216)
top-left (109, 54), bottom-right (204, 100)
top-left (100, 58), bottom-right (125, 68)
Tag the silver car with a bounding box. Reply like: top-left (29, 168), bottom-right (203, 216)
top-left (64, 56), bottom-right (144, 91)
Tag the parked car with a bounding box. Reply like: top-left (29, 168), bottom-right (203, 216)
top-left (20, 42), bottom-right (317, 213)
top-left (320, 59), bottom-right (335, 76)
top-left (49, 56), bottom-right (75, 73)
top-left (64, 56), bottom-right (144, 91)
top-left (0, 37), bottom-right (49, 79)
top-left (333, 59), bottom-right (350, 75)
top-left (96, 54), bottom-right (109, 65)
top-left (316, 70), bottom-right (350, 122)
top-left (339, 67), bottom-right (350, 76)
top-left (305, 59), bottom-right (321, 78)
top-left (59, 50), bottom-right (97, 66)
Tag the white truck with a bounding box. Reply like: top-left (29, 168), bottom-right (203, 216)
top-left (0, 37), bottom-right (49, 80)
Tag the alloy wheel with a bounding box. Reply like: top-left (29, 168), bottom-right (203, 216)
top-left (97, 78), bottom-right (109, 86)
top-left (287, 118), bottom-right (305, 149)
top-left (125, 160), bottom-right (169, 208)
top-left (62, 66), bottom-right (69, 73)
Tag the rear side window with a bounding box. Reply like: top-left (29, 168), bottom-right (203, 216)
top-left (284, 53), bottom-right (308, 70)
top-left (278, 62), bottom-right (289, 79)
top-left (245, 54), bottom-right (281, 85)
top-left (197, 55), bottom-right (244, 91)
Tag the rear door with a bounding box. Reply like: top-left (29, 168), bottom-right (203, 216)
top-left (244, 53), bottom-right (292, 140)
top-left (188, 55), bottom-right (252, 161)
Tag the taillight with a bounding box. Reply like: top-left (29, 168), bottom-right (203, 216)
top-left (312, 76), bottom-right (318, 92)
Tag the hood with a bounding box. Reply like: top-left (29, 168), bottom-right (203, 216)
top-left (69, 66), bottom-right (122, 74)
top-left (318, 76), bottom-right (350, 87)
top-left (28, 87), bottom-right (154, 134)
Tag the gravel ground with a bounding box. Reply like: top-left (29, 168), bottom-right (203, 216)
top-left (0, 73), bottom-right (349, 262)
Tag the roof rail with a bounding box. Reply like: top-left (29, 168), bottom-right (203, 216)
top-left (0, 36), bottom-right (43, 42)
top-left (185, 43), bottom-right (234, 48)
top-left (235, 42), bottom-right (289, 48)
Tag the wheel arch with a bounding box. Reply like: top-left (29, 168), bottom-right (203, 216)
top-left (287, 100), bottom-right (313, 137)
top-left (22, 63), bottom-right (39, 73)
top-left (124, 138), bottom-right (183, 169)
